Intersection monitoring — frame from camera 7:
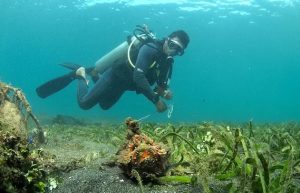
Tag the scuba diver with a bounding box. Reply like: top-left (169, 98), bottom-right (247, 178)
top-left (36, 25), bottom-right (190, 113)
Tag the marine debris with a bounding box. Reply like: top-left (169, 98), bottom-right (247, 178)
top-left (0, 81), bottom-right (47, 192)
top-left (0, 81), bottom-right (45, 143)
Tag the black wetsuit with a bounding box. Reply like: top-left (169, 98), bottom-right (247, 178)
top-left (77, 42), bottom-right (173, 110)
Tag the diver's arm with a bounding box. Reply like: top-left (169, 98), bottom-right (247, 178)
top-left (133, 45), bottom-right (158, 103)
top-left (157, 61), bottom-right (172, 89)
top-left (154, 59), bottom-right (173, 99)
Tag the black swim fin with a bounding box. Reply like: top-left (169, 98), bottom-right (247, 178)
top-left (36, 63), bottom-right (83, 98)
top-left (36, 71), bottom-right (76, 98)
top-left (59, 63), bottom-right (82, 70)
top-left (36, 63), bottom-right (100, 98)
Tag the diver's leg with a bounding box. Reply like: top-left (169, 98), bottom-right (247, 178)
top-left (76, 68), bottom-right (114, 110)
top-left (77, 79), bottom-right (92, 109)
top-left (98, 84), bottom-right (125, 110)
top-left (88, 67), bottom-right (100, 83)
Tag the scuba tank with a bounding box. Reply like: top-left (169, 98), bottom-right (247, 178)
top-left (94, 25), bottom-right (156, 74)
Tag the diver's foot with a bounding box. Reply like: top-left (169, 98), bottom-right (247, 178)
top-left (76, 67), bottom-right (89, 85)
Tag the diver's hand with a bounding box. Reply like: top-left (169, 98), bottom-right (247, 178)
top-left (155, 86), bottom-right (172, 100)
top-left (162, 89), bottom-right (172, 100)
top-left (155, 99), bottom-right (168, 113)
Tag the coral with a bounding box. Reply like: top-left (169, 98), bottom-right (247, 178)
top-left (116, 117), bottom-right (170, 180)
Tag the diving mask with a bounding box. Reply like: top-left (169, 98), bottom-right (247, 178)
top-left (167, 38), bottom-right (184, 56)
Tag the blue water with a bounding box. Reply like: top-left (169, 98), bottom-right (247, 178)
top-left (1, 1), bottom-right (300, 123)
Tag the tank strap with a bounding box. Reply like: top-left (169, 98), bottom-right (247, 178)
top-left (127, 36), bottom-right (157, 69)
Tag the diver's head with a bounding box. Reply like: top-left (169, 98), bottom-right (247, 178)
top-left (163, 30), bottom-right (190, 57)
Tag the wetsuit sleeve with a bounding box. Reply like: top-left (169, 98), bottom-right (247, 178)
top-left (133, 44), bottom-right (158, 103)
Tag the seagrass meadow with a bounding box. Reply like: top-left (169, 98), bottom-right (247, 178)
top-left (1, 81), bottom-right (300, 192)
top-left (42, 119), bottom-right (300, 193)
top-left (2, 0), bottom-right (300, 192)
